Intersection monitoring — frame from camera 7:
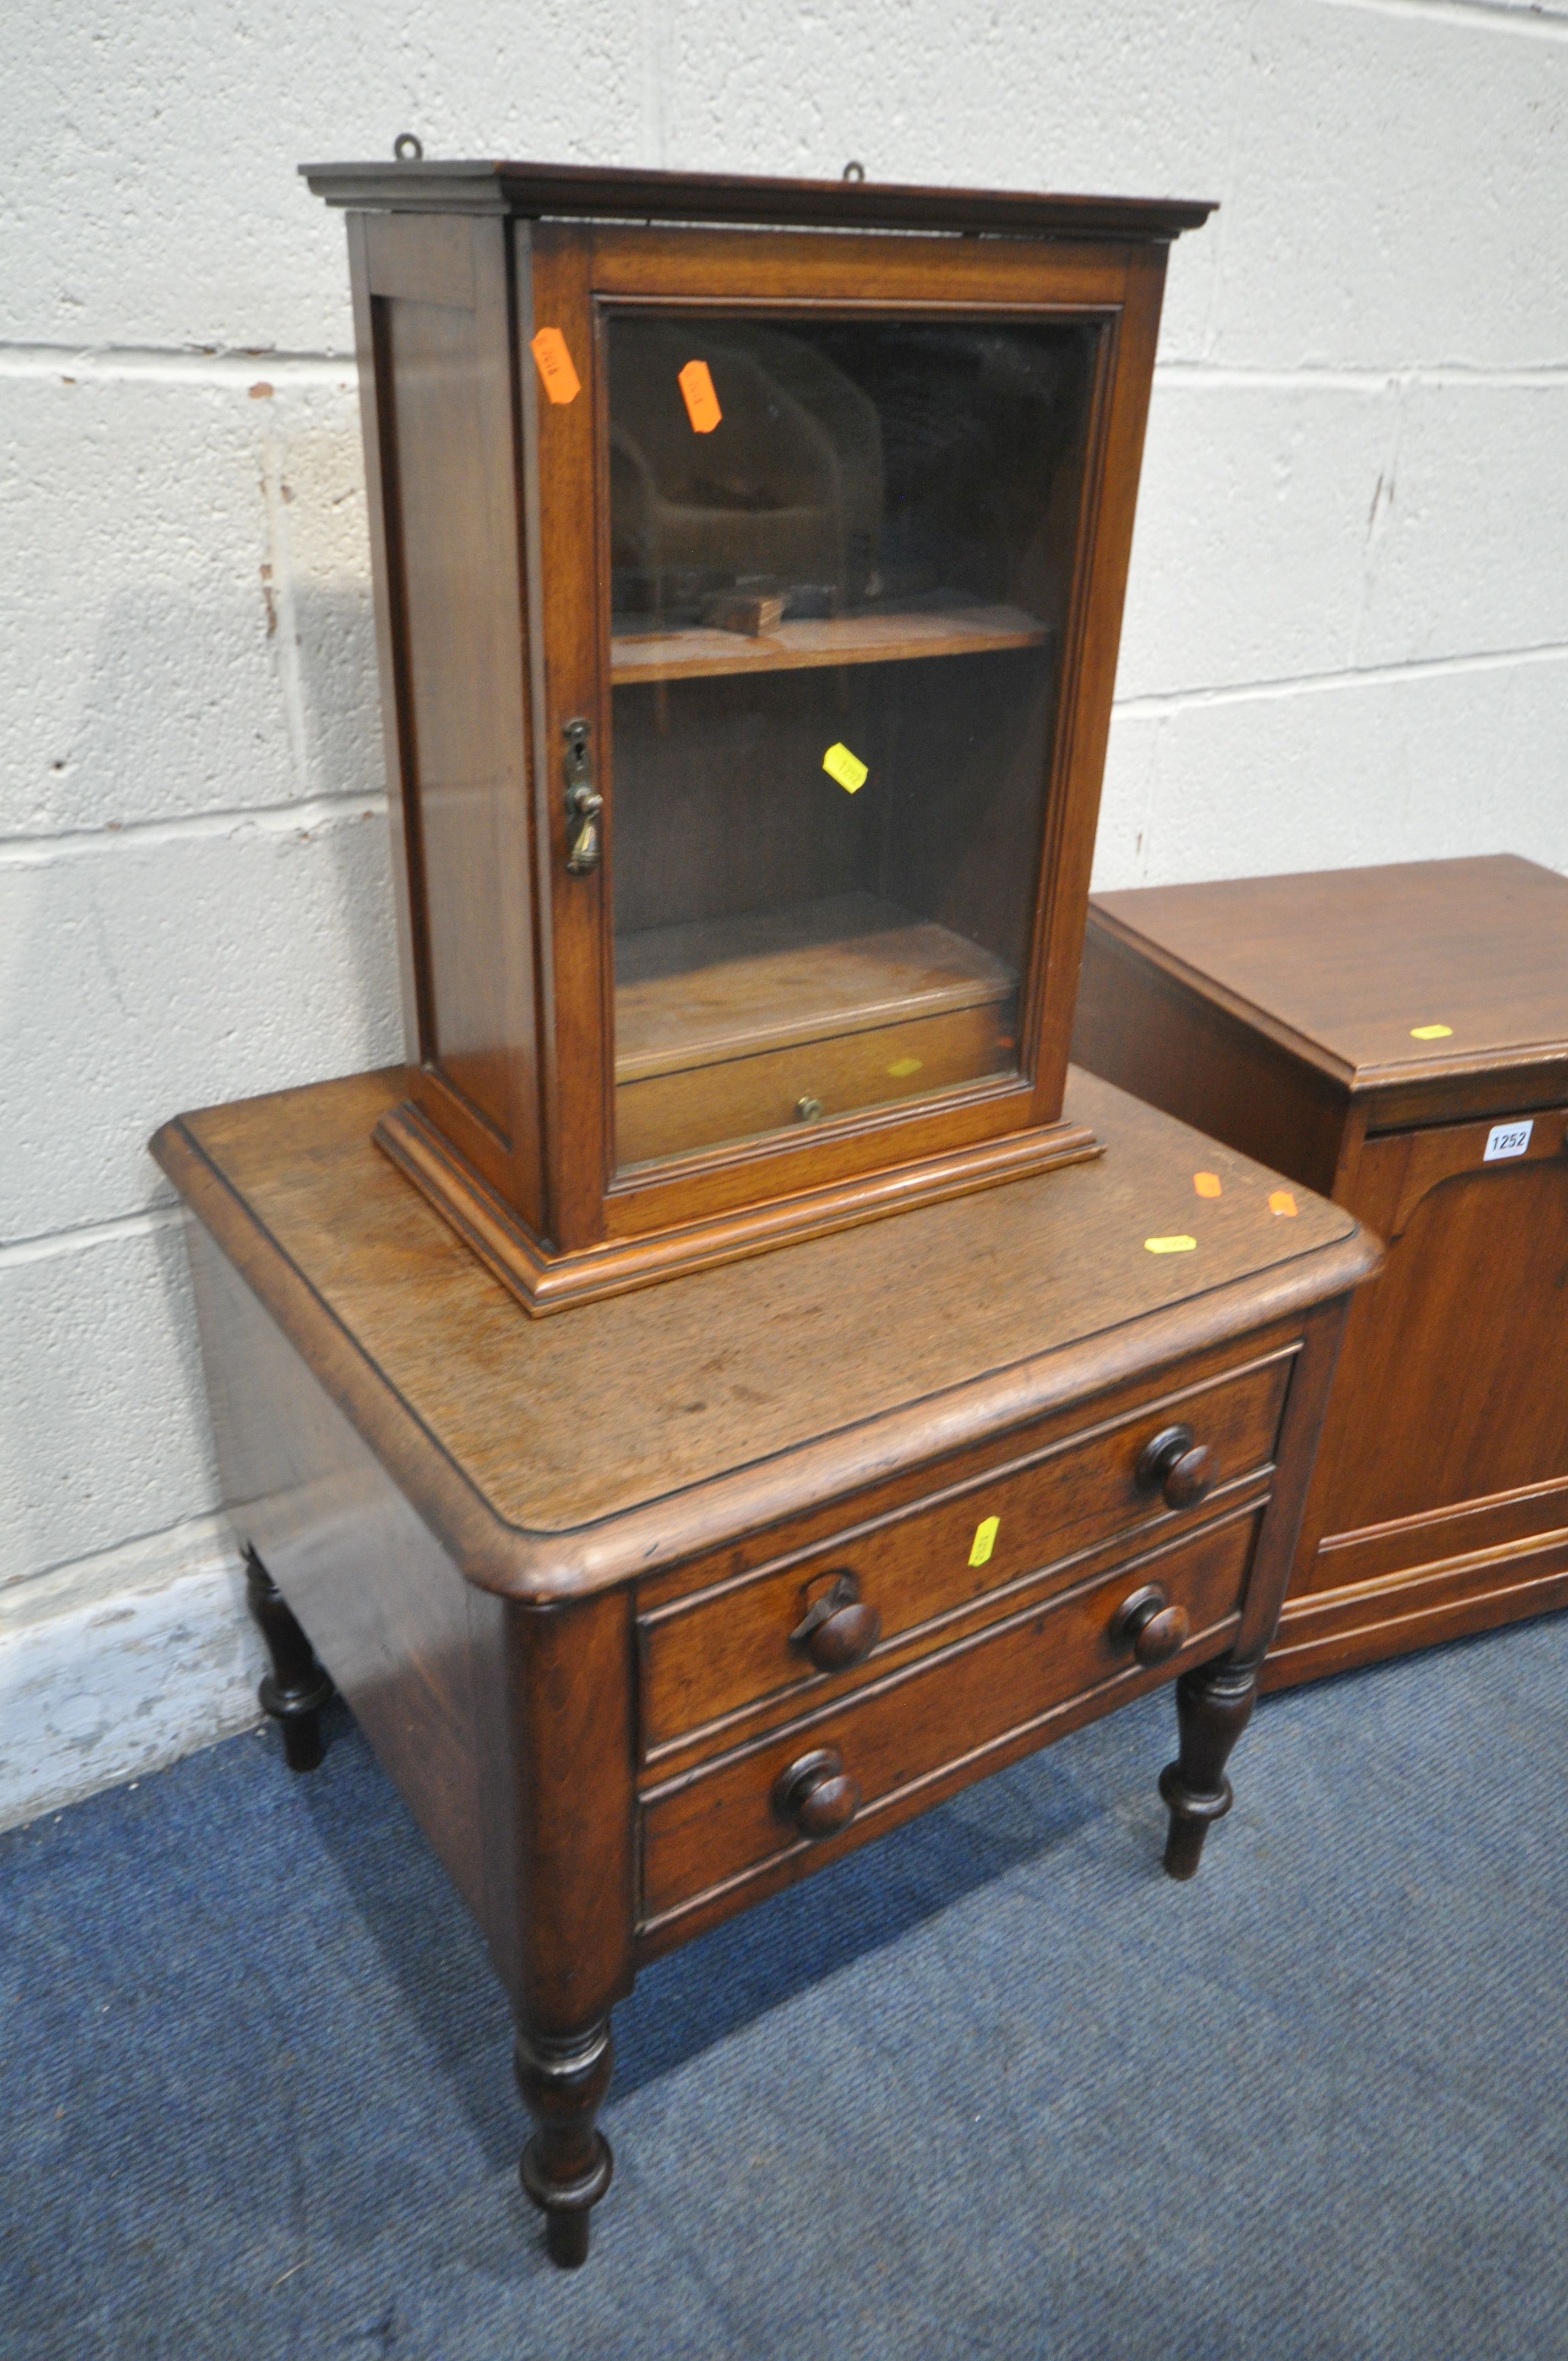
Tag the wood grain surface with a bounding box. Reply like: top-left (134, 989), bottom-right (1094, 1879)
top-left (153, 1065), bottom-right (1373, 1598)
top-left (1088, 855), bottom-right (1568, 1089)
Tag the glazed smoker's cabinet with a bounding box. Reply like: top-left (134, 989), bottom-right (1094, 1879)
top-left (155, 1068), bottom-right (1375, 2267)
top-left (302, 157), bottom-right (1213, 1309)
top-left (1072, 855), bottom-right (1568, 1689)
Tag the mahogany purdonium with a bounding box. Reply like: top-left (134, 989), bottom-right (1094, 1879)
top-left (1072, 852), bottom-right (1568, 1692)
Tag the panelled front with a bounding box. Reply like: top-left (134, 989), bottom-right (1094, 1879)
top-left (639, 1345), bottom-right (1294, 1761)
top-left (640, 1504), bottom-right (1262, 1938)
top-left (1298, 1106), bottom-right (1568, 1582)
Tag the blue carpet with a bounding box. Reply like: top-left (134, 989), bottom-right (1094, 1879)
top-left (4, 1612), bottom-right (1567, 2361)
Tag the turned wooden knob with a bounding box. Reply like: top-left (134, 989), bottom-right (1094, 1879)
top-left (1135, 1424), bottom-right (1215, 1510)
top-left (772, 1747), bottom-right (861, 1840)
top-left (790, 1575), bottom-right (882, 1673)
top-left (1111, 1584), bottom-right (1191, 1667)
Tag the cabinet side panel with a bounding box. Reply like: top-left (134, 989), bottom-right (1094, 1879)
top-left (361, 214), bottom-right (544, 1227)
top-left (1072, 921), bottom-right (1348, 1200)
top-left (385, 292), bottom-right (514, 1136)
top-left (186, 1218), bottom-right (493, 1945)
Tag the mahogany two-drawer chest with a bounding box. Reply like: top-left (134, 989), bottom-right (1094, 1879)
top-left (1074, 853), bottom-right (1568, 1690)
top-left (155, 1067), bottom-right (1374, 2264)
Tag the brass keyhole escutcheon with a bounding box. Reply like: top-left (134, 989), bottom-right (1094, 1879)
top-left (563, 718), bottom-right (602, 874)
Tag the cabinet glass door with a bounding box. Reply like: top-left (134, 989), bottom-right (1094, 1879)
top-left (605, 310), bottom-right (1096, 1174)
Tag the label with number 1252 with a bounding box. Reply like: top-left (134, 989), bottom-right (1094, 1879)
top-left (1484, 1120), bottom-right (1533, 1162)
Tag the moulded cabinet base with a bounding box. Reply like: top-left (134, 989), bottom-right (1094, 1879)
top-left (375, 1094), bottom-right (1101, 1316)
top-left (1261, 1497), bottom-right (1568, 1690)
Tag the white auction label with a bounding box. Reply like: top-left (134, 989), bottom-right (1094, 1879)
top-left (1483, 1119), bottom-right (1533, 1162)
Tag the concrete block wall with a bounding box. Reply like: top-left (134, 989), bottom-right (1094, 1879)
top-left (3, 0), bottom-right (1565, 1826)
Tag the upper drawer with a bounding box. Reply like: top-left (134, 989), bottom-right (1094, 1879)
top-left (639, 1347), bottom-right (1292, 1759)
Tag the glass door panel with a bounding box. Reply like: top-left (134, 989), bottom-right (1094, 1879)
top-left (605, 311), bottom-right (1097, 1174)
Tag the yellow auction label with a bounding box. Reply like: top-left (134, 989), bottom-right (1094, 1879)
top-left (968, 1516), bottom-right (999, 1568)
top-left (822, 742), bottom-right (869, 793)
top-left (886, 1056), bottom-right (923, 1079)
top-left (1144, 1235), bottom-right (1197, 1254)
top-left (1410, 1023), bottom-right (1453, 1041)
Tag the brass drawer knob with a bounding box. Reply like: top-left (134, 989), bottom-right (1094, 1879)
top-left (773, 1747), bottom-right (861, 1840)
top-left (1111, 1583), bottom-right (1191, 1667)
top-left (1135, 1423), bottom-right (1215, 1510)
top-left (790, 1574), bottom-right (883, 1673)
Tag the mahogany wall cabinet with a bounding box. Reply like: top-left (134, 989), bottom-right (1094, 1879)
top-left (1073, 854), bottom-right (1568, 1689)
top-left (155, 1066), bottom-right (1374, 2266)
top-left (302, 157), bottom-right (1213, 1310)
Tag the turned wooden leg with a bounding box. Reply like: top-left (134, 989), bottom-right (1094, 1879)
top-left (1158, 1654), bottom-right (1259, 1880)
top-left (515, 2020), bottom-right (614, 2269)
top-left (243, 1547), bottom-right (333, 1773)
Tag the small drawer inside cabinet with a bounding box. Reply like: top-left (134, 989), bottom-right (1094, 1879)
top-left (639, 1350), bottom-right (1292, 1756)
top-left (641, 1505), bottom-right (1261, 1935)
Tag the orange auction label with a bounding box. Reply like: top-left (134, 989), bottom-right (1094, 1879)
top-left (1193, 1171), bottom-right (1222, 1199)
top-left (1268, 1190), bottom-right (1299, 1218)
top-left (530, 328), bottom-right (581, 405)
top-left (678, 358), bottom-right (722, 433)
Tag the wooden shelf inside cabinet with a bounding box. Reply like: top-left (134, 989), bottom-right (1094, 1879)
top-left (609, 602), bottom-right (1050, 686)
top-left (614, 895), bottom-right (1016, 1168)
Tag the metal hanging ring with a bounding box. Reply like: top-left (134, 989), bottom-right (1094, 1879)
top-left (393, 133), bottom-right (425, 163)
top-left (841, 160), bottom-right (866, 182)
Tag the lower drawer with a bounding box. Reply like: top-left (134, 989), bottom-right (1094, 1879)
top-left (640, 1503), bottom-right (1260, 1935)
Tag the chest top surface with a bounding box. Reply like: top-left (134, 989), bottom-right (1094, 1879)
top-left (155, 1069), bottom-right (1369, 1598)
top-left (1091, 856), bottom-right (1568, 1092)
